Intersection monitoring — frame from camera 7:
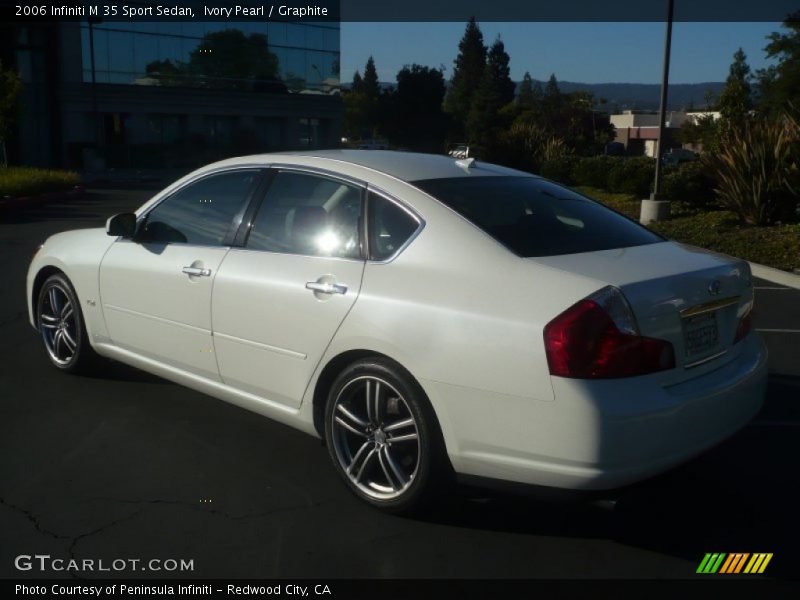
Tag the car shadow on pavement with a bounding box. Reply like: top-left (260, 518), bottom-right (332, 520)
top-left (419, 377), bottom-right (798, 580)
top-left (83, 359), bottom-right (171, 384)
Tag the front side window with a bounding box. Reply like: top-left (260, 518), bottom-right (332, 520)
top-left (368, 192), bottom-right (420, 261)
top-left (247, 171), bottom-right (363, 259)
top-left (412, 176), bottom-right (663, 257)
top-left (138, 170), bottom-right (260, 245)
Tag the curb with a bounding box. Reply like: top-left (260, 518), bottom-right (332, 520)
top-left (0, 186), bottom-right (85, 212)
top-left (749, 262), bottom-right (800, 290)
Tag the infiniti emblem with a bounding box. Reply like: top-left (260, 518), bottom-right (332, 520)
top-left (708, 280), bottom-right (721, 296)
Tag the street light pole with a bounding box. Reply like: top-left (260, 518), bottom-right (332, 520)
top-left (652, 0), bottom-right (674, 200)
top-left (640, 0), bottom-right (675, 223)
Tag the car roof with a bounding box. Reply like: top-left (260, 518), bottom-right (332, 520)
top-left (231, 150), bottom-right (537, 183)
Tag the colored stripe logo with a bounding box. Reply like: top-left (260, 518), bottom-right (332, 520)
top-left (697, 553), bottom-right (773, 574)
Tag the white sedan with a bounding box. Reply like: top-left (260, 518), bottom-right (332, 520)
top-left (27, 150), bottom-right (768, 513)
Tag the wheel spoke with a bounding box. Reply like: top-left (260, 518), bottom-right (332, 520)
top-left (388, 432), bottom-right (418, 444)
top-left (53, 330), bottom-right (64, 357)
top-left (41, 313), bottom-right (58, 324)
top-left (377, 447), bottom-right (397, 490)
top-left (381, 446), bottom-right (407, 487)
top-left (346, 441), bottom-right (372, 475)
top-left (49, 287), bottom-right (60, 314)
top-left (334, 415), bottom-right (368, 438)
top-left (354, 448), bottom-right (377, 483)
top-left (337, 404), bottom-right (367, 429)
top-left (373, 381), bottom-right (382, 424)
top-left (383, 417), bottom-right (415, 432)
top-left (61, 301), bottom-right (73, 321)
top-left (40, 319), bottom-right (58, 330)
top-left (61, 328), bottom-right (77, 352)
top-left (365, 380), bottom-right (374, 423)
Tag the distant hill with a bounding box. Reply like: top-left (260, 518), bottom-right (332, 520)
top-left (345, 80), bottom-right (725, 112)
top-left (546, 80), bottom-right (725, 111)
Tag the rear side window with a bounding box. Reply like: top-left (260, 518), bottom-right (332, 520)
top-left (368, 192), bottom-right (419, 261)
top-left (246, 171), bottom-right (363, 259)
top-left (412, 176), bottom-right (662, 257)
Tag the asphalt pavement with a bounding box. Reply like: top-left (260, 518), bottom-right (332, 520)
top-left (1, 190), bottom-right (798, 580)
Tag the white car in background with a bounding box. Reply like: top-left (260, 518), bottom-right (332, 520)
top-left (27, 150), bottom-right (767, 513)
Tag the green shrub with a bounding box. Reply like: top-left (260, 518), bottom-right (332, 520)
top-left (570, 155), bottom-right (617, 189)
top-left (0, 167), bottom-right (80, 198)
top-left (540, 156), bottom-right (577, 185)
top-left (661, 160), bottom-right (717, 207)
top-left (649, 210), bottom-right (800, 271)
top-left (572, 186), bottom-right (641, 220)
top-left (607, 156), bottom-right (654, 197)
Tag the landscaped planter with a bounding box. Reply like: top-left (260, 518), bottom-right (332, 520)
top-left (0, 185), bottom-right (85, 212)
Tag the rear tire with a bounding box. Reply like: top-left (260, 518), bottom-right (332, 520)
top-left (324, 357), bottom-right (450, 514)
top-left (36, 273), bottom-right (101, 374)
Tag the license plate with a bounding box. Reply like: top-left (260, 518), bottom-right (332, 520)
top-left (683, 311), bottom-right (719, 358)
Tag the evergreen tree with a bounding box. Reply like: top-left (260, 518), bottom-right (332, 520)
top-left (517, 71), bottom-right (534, 107)
top-left (531, 80), bottom-right (544, 104)
top-left (363, 56), bottom-right (380, 98)
top-left (444, 17), bottom-right (487, 138)
top-left (757, 11), bottom-right (800, 114)
top-left (487, 37), bottom-right (516, 107)
top-left (717, 48), bottom-right (752, 125)
top-left (466, 66), bottom-right (502, 145)
top-left (351, 70), bottom-right (363, 93)
top-left (392, 64), bottom-right (448, 151)
top-left (545, 73), bottom-right (560, 97)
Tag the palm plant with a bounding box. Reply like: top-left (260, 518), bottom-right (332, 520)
top-left (702, 113), bottom-right (799, 225)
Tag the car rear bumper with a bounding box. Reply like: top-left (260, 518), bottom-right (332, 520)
top-left (432, 332), bottom-right (768, 490)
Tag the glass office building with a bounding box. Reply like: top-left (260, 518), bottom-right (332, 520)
top-left (79, 21), bottom-right (340, 93)
top-left (3, 20), bottom-right (342, 169)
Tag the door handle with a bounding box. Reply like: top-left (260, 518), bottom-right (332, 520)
top-left (182, 266), bottom-right (212, 277)
top-left (305, 281), bottom-right (347, 295)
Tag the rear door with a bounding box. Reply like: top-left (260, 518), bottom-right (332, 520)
top-left (99, 168), bottom-right (264, 380)
top-left (212, 168), bottom-right (366, 408)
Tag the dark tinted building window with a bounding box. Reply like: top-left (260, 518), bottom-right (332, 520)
top-left (412, 176), bottom-right (663, 257)
top-left (138, 170), bottom-right (259, 245)
top-left (368, 193), bottom-right (420, 261)
top-left (247, 171), bottom-right (362, 259)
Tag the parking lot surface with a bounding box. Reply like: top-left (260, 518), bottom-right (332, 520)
top-left (1, 190), bottom-right (798, 579)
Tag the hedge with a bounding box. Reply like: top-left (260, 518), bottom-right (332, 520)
top-left (0, 167), bottom-right (80, 199)
top-left (541, 155), bottom-right (715, 205)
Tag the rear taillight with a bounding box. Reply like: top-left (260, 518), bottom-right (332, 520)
top-left (544, 286), bottom-right (675, 379)
top-left (733, 308), bottom-right (753, 344)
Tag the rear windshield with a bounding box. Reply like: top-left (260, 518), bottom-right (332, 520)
top-left (412, 176), bottom-right (663, 257)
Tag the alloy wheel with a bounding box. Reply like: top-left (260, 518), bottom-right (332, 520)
top-left (330, 375), bottom-right (421, 500)
top-left (39, 283), bottom-right (78, 366)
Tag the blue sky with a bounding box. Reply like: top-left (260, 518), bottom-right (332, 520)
top-left (341, 22), bottom-right (782, 84)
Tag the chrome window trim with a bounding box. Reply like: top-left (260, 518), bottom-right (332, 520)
top-left (267, 163), bottom-right (367, 189)
top-left (225, 245), bottom-right (365, 265)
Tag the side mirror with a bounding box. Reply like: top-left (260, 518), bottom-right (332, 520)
top-left (106, 213), bottom-right (137, 238)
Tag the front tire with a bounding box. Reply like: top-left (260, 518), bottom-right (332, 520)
top-left (324, 357), bottom-right (449, 514)
top-left (36, 273), bottom-right (100, 374)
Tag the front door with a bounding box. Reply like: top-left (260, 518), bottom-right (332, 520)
top-left (99, 168), bottom-right (263, 380)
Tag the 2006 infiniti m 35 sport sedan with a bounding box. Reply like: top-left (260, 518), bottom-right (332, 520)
top-left (27, 150), bottom-right (767, 513)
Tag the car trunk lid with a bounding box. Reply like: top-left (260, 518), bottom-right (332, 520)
top-left (530, 241), bottom-right (754, 384)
